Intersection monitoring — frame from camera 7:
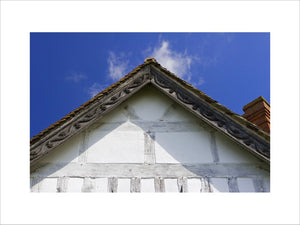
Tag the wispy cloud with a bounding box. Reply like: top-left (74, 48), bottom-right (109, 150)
top-left (87, 82), bottom-right (105, 98)
top-left (149, 41), bottom-right (193, 79)
top-left (107, 51), bottom-right (130, 80)
top-left (191, 77), bottom-right (205, 87)
top-left (65, 72), bottom-right (87, 83)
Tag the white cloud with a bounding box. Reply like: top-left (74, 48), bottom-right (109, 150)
top-left (65, 72), bottom-right (87, 83)
top-left (191, 76), bottom-right (205, 87)
top-left (87, 82), bottom-right (105, 97)
top-left (149, 41), bottom-right (193, 78)
top-left (107, 51), bottom-right (129, 80)
top-left (106, 40), bottom-right (205, 87)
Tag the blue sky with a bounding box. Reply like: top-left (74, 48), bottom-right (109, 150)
top-left (30, 32), bottom-right (270, 138)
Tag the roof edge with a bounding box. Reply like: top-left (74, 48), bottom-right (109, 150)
top-left (30, 58), bottom-right (270, 165)
top-left (147, 60), bottom-right (270, 143)
top-left (148, 65), bottom-right (270, 162)
top-left (30, 61), bottom-right (154, 145)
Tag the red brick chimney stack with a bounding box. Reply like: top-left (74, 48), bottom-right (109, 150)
top-left (242, 96), bottom-right (270, 133)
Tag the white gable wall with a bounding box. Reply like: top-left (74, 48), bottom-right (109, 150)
top-left (31, 85), bottom-right (270, 192)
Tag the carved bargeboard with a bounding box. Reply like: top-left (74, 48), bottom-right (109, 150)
top-left (30, 64), bottom-right (270, 165)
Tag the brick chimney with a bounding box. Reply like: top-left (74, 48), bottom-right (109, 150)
top-left (242, 96), bottom-right (270, 133)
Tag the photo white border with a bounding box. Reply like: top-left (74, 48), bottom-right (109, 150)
top-left (1, 1), bottom-right (299, 224)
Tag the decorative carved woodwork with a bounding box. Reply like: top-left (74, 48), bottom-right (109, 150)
top-left (150, 67), bottom-right (270, 160)
top-left (31, 69), bottom-right (150, 164)
top-left (30, 64), bottom-right (270, 165)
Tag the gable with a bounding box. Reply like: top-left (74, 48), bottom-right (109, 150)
top-left (36, 85), bottom-right (262, 166)
top-left (31, 85), bottom-right (269, 192)
top-left (30, 58), bottom-right (270, 167)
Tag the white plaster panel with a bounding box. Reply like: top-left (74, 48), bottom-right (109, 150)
top-left (82, 178), bottom-right (107, 192)
top-left (161, 103), bottom-right (199, 122)
top-left (155, 132), bottom-right (212, 163)
top-left (94, 178), bottom-right (108, 192)
top-left (117, 179), bottom-right (131, 192)
top-left (237, 178), bottom-right (255, 192)
top-left (141, 178), bottom-right (155, 192)
top-left (67, 178), bottom-right (83, 192)
top-left (86, 128), bottom-right (144, 163)
top-left (97, 106), bottom-right (128, 123)
top-left (40, 134), bottom-right (81, 163)
top-left (187, 178), bottom-right (201, 192)
top-left (215, 133), bottom-right (260, 163)
top-left (38, 178), bottom-right (57, 192)
top-left (127, 86), bottom-right (173, 121)
top-left (210, 178), bottom-right (229, 192)
top-left (164, 179), bottom-right (179, 192)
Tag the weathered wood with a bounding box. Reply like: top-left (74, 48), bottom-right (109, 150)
top-left (210, 131), bottom-right (219, 163)
top-left (31, 63), bottom-right (270, 167)
top-left (228, 177), bottom-right (239, 192)
top-left (150, 66), bottom-right (270, 162)
top-left (56, 177), bottom-right (68, 193)
top-left (81, 177), bottom-right (94, 192)
top-left (130, 177), bottom-right (141, 193)
top-left (31, 163), bottom-right (270, 178)
top-left (177, 177), bottom-right (188, 193)
top-left (94, 121), bottom-right (204, 132)
top-left (30, 67), bottom-right (151, 165)
top-left (200, 177), bottom-right (211, 192)
top-left (30, 176), bottom-right (271, 193)
top-left (108, 177), bottom-right (118, 193)
top-left (78, 130), bottom-right (88, 164)
top-left (154, 177), bottom-right (165, 192)
top-left (154, 177), bottom-right (160, 192)
top-left (144, 131), bottom-right (156, 164)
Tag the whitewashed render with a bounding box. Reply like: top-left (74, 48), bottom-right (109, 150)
top-left (30, 86), bottom-right (270, 192)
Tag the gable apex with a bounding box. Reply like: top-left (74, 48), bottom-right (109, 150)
top-left (30, 58), bottom-right (270, 166)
